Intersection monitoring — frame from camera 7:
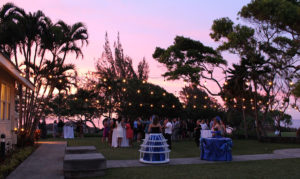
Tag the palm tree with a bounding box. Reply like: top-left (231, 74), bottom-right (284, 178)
top-left (55, 20), bottom-right (88, 64)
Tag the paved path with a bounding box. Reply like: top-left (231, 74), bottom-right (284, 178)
top-left (107, 148), bottom-right (300, 168)
top-left (7, 141), bottom-right (66, 179)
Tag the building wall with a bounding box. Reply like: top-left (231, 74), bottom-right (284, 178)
top-left (0, 69), bottom-right (16, 148)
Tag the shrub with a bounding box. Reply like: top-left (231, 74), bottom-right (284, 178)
top-left (0, 146), bottom-right (36, 179)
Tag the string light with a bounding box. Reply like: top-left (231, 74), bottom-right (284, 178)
top-left (122, 79), bottom-right (126, 83)
top-left (59, 79), bottom-right (62, 83)
top-left (74, 97), bottom-right (78, 100)
top-left (204, 96), bottom-right (208, 100)
top-left (245, 81), bottom-right (250, 86)
top-left (242, 98), bottom-right (245, 101)
top-left (186, 95), bottom-right (190, 98)
top-left (108, 86), bottom-right (112, 90)
top-left (193, 95), bottom-right (197, 99)
top-left (49, 75), bottom-right (53, 79)
top-left (103, 78), bottom-right (107, 82)
top-left (122, 88), bottom-right (127, 92)
top-left (224, 97), bottom-right (228, 101)
top-left (162, 92), bottom-right (166, 96)
top-left (96, 100), bottom-right (99, 103)
top-left (193, 105), bottom-right (196, 109)
top-left (172, 105), bottom-right (175, 108)
top-left (142, 80), bottom-right (146, 84)
top-left (150, 104), bottom-right (154, 108)
top-left (161, 104), bottom-right (165, 108)
top-left (252, 106), bottom-right (255, 110)
top-left (85, 99), bottom-right (88, 102)
top-left (268, 81), bottom-right (272, 86)
top-left (224, 81), bottom-right (228, 85)
top-left (183, 105), bottom-right (186, 109)
top-left (204, 105), bottom-right (207, 109)
top-left (242, 106), bottom-right (246, 109)
top-left (137, 89), bottom-right (141, 94)
top-left (150, 91), bottom-right (154, 95)
top-left (290, 82), bottom-right (294, 86)
top-left (234, 104), bottom-right (237, 108)
top-left (129, 102), bottom-right (132, 106)
top-left (21, 128), bottom-right (24, 132)
top-left (139, 103), bottom-right (143, 107)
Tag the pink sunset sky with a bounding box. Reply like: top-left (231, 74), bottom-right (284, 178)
top-left (2, 0), bottom-right (300, 119)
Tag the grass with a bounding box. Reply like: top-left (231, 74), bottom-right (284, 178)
top-left (102, 158), bottom-right (300, 179)
top-left (0, 146), bottom-right (36, 179)
top-left (65, 137), bottom-right (300, 160)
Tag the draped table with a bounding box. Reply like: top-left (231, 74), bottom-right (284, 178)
top-left (63, 126), bottom-right (74, 139)
top-left (200, 137), bottom-right (232, 161)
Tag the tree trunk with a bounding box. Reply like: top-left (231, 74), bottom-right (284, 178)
top-left (242, 109), bottom-right (248, 139)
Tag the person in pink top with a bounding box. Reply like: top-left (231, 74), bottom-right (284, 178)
top-left (126, 119), bottom-right (134, 147)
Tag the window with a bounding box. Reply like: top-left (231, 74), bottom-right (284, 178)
top-left (0, 84), bottom-right (11, 120)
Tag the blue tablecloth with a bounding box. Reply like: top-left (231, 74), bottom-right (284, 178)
top-left (200, 138), bottom-right (232, 161)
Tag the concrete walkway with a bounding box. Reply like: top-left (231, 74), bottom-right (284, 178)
top-left (107, 148), bottom-right (300, 168)
top-left (7, 141), bottom-right (66, 179)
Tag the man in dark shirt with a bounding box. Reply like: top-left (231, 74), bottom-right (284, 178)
top-left (194, 120), bottom-right (202, 147)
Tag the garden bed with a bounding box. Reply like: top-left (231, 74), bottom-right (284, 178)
top-left (0, 145), bottom-right (38, 179)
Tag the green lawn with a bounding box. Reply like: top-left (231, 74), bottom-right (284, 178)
top-left (65, 137), bottom-right (300, 160)
top-left (103, 158), bottom-right (300, 179)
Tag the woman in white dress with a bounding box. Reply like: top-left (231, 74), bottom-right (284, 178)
top-left (116, 117), bottom-right (124, 147)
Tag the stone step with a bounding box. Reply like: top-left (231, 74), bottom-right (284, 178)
top-left (64, 153), bottom-right (106, 178)
top-left (65, 146), bottom-right (97, 154)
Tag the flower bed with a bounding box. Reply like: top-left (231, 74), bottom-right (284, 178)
top-left (0, 145), bottom-right (37, 178)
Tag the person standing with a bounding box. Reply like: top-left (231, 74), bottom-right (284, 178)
top-left (53, 120), bottom-right (58, 138)
top-left (41, 119), bottom-right (47, 139)
top-left (115, 117), bottom-right (124, 147)
top-left (58, 119), bottom-right (65, 138)
top-left (194, 120), bottom-right (202, 147)
top-left (164, 118), bottom-right (173, 149)
top-left (126, 119), bottom-right (134, 147)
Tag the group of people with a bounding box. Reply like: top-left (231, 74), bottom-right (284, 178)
top-left (194, 116), bottom-right (227, 147)
top-left (101, 115), bottom-right (227, 149)
top-left (102, 116), bottom-right (174, 149)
